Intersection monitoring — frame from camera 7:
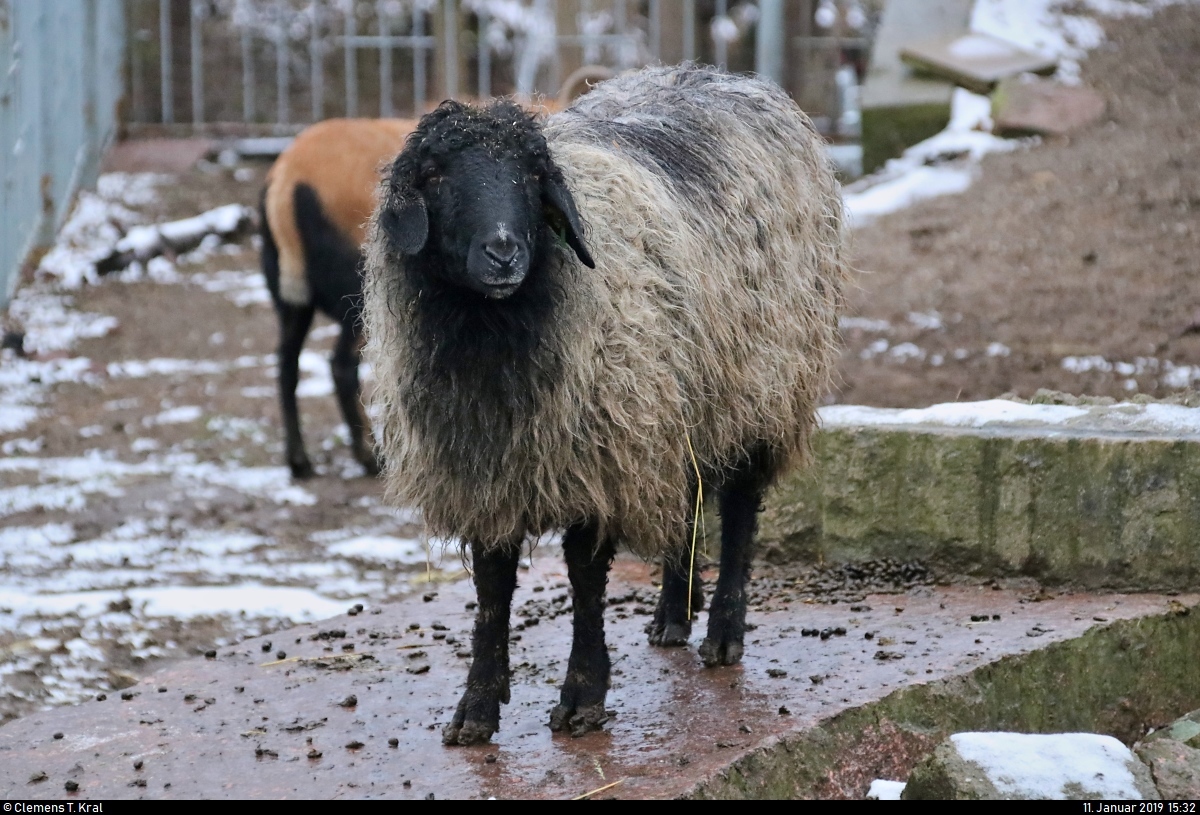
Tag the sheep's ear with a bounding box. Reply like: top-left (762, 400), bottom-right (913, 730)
top-left (542, 175), bottom-right (595, 269)
top-left (379, 194), bottom-right (428, 256)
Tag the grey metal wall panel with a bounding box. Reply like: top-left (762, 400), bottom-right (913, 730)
top-left (0, 0), bottom-right (125, 310)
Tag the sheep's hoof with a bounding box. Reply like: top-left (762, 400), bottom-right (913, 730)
top-left (699, 636), bottom-right (744, 667)
top-left (442, 719), bottom-right (496, 746)
top-left (646, 619), bottom-right (691, 647)
top-left (549, 703), bottom-right (608, 737)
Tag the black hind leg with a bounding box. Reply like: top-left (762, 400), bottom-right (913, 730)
top-left (700, 451), bottom-right (773, 667)
top-left (550, 521), bottom-right (616, 736)
top-left (330, 323), bottom-right (380, 476)
top-left (276, 302), bottom-right (316, 479)
top-left (647, 510), bottom-right (704, 647)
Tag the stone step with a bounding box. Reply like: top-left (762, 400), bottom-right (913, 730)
top-left (760, 400), bottom-right (1200, 592)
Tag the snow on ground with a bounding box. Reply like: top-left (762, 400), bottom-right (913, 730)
top-left (821, 398), bottom-right (1200, 437)
top-left (0, 172), bottom-right (450, 714)
top-left (843, 0), bottom-right (1198, 226)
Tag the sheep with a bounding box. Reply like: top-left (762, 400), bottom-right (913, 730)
top-left (260, 117), bottom-right (416, 478)
top-left (363, 65), bottom-right (848, 745)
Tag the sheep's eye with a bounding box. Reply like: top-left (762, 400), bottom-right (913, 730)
top-left (420, 163), bottom-right (441, 183)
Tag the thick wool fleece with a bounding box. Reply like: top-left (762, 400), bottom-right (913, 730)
top-left (364, 65), bottom-right (848, 557)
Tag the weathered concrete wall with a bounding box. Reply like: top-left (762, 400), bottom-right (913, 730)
top-left (759, 402), bottom-right (1200, 591)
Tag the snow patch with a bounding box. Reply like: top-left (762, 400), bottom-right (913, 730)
top-left (951, 732), bottom-right (1146, 799)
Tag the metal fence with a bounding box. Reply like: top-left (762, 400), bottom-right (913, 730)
top-left (125, 0), bottom-right (872, 133)
top-left (0, 0), bottom-right (126, 309)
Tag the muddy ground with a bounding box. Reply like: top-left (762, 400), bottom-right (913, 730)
top-left (0, 7), bottom-right (1197, 726)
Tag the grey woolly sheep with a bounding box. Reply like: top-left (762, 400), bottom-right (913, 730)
top-left (363, 64), bottom-right (848, 745)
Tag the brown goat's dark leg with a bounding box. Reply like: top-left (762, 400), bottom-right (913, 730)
top-left (443, 539), bottom-right (521, 746)
top-left (550, 521), bottom-right (616, 736)
top-left (330, 325), bottom-right (380, 476)
top-left (276, 302), bottom-right (315, 479)
top-left (699, 475), bottom-right (763, 667)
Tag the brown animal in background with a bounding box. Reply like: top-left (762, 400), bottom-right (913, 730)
top-left (260, 118), bottom-right (415, 478)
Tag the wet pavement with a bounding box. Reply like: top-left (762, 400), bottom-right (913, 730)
top-left (1, 552), bottom-right (1195, 800)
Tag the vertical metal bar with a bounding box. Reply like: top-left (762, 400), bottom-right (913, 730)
top-left (378, 2), bottom-right (392, 117)
top-left (411, 6), bottom-right (424, 115)
top-left (755, 0), bottom-right (784, 84)
top-left (242, 28), bottom-right (255, 122)
top-left (580, 0), bottom-right (593, 64)
top-left (618, 0), bottom-right (633, 67)
top-left (649, 0), bottom-right (661, 62)
top-left (682, 0), bottom-right (695, 62)
top-left (133, 14), bottom-right (147, 123)
top-left (276, 0), bottom-right (288, 124)
top-left (714, 0), bottom-right (727, 69)
top-left (344, 9), bottom-right (357, 116)
top-left (443, 0), bottom-right (458, 101)
top-left (477, 6), bottom-right (490, 97)
top-left (310, 1), bottom-right (323, 120)
top-left (190, 0), bottom-right (203, 124)
top-left (159, 0), bottom-right (173, 122)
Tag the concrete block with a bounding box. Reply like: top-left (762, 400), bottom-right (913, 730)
top-left (860, 0), bottom-right (972, 172)
top-left (900, 33), bottom-right (1056, 96)
top-left (760, 400), bottom-right (1200, 591)
top-left (993, 76), bottom-right (1107, 137)
top-left (904, 733), bottom-right (1160, 799)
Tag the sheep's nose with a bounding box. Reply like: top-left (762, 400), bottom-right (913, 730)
top-left (484, 236), bottom-right (519, 267)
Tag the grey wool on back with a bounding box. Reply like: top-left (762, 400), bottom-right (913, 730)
top-left (363, 65), bottom-right (848, 557)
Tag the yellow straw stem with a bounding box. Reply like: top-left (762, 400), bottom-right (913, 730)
top-left (684, 429), bottom-right (704, 621)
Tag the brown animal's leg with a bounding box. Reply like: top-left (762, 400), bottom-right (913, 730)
top-left (550, 521), bottom-right (616, 736)
top-left (444, 539), bottom-right (521, 746)
top-left (699, 458), bottom-right (769, 667)
top-left (330, 324), bottom-right (380, 476)
top-left (277, 301), bottom-right (316, 479)
top-left (648, 487), bottom-right (704, 647)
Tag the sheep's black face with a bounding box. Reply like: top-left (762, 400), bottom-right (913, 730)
top-left (429, 147), bottom-right (540, 300)
top-left (379, 100), bottom-right (595, 301)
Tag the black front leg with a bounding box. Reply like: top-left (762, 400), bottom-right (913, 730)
top-left (443, 539), bottom-right (521, 746)
top-left (549, 521), bottom-right (616, 737)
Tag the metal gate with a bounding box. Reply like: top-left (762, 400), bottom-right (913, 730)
top-left (0, 0), bottom-right (126, 309)
top-left (124, 0), bottom-right (871, 130)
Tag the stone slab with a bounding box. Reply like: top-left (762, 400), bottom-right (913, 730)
top-left (101, 139), bottom-right (216, 174)
top-left (900, 33), bottom-right (1057, 96)
top-left (0, 552), bottom-right (1197, 800)
top-left (993, 76), bottom-right (1107, 137)
top-left (760, 401), bottom-right (1200, 592)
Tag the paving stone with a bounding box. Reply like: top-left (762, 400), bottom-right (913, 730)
top-left (900, 33), bottom-right (1057, 96)
top-left (993, 76), bottom-right (1107, 137)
